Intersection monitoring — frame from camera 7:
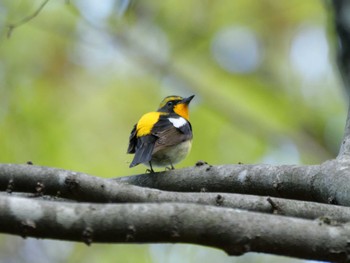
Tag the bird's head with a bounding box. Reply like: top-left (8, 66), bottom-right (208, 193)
top-left (158, 95), bottom-right (195, 120)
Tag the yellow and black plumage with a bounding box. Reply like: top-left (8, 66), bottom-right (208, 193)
top-left (127, 95), bottom-right (194, 172)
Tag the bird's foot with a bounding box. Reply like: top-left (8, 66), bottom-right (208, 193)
top-left (165, 164), bottom-right (175, 171)
top-left (146, 168), bottom-right (155, 173)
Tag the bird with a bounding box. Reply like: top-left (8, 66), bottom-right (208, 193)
top-left (127, 95), bottom-right (194, 173)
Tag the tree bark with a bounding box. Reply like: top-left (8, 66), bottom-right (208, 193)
top-left (1, 195), bottom-right (350, 262)
top-left (116, 159), bottom-right (350, 206)
top-left (2, 164), bottom-right (350, 222)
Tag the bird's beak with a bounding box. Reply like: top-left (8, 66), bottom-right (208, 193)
top-left (181, 95), bottom-right (195, 105)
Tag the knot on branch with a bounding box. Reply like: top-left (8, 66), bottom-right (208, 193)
top-left (126, 225), bottom-right (136, 241)
top-left (82, 227), bottom-right (93, 245)
top-left (35, 182), bottom-right (45, 196)
top-left (225, 243), bottom-right (250, 256)
top-left (6, 179), bottom-right (14, 193)
top-left (65, 176), bottom-right (79, 192)
top-left (194, 160), bottom-right (213, 171)
top-left (272, 179), bottom-right (283, 195)
top-left (215, 194), bottom-right (224, 206)
top-left (20, 219), bottom-right (36, 238)
top-left (195, 160), bottom-right (208, 167)
top-left (328, 196), bottom-right (338, 205)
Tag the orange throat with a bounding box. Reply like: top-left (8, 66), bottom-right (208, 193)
top-left (174, 103), bottom-right (189, 120)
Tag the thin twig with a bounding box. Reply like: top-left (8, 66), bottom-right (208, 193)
top-left (7, 0), bottom-right (50, 38)
top-left (267, 197), bottom-right (282, 214)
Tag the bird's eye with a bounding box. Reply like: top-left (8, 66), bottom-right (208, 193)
top-left (167, 101), bottom-right (173, 107)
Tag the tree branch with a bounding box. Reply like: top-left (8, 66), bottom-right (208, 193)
top-left (333, 0), bottom-right (350, 157)
top-left (1, 195), bottom-right (349, 262)
top-left (2, 163), bottom-right (350, 222)
top-left (116, 159), bottom-right (350, 206)
top-left (339, 105), bottom-right (350, 157)
top-left (6, 0), bottom-right (50, 38)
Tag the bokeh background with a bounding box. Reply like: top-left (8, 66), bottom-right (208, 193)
top-left (0, 0), bottom-right (345, 262)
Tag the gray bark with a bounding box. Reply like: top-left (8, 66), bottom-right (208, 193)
top-left (4, 160), bottom-right (350, 207)
top-left (116, 158), bottom-right (350, 206)
top-left (1, 195), bottom-right (350, 262)
top-left (2, 164), bottom-right (350, 223)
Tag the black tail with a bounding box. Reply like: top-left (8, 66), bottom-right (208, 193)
top-left (129, 136), bottom-right (156, 168)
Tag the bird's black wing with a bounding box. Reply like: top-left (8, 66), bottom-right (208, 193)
top-left (128, 124), bottom-right (155, 167)
top-left (127, 124), bottom-right (137, 154)
top-left (128, 115), bottom-right (192, 167)
top-left (129, 134), bottom-right (157, 167)
top-left (151, 116), bottom-right (192, 154)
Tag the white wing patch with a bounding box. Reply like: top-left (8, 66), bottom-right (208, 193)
top-left (169, 117), bottom-right (187, 128)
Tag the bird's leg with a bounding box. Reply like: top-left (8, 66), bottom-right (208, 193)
top-left (146, 161), bottom-right (155, 173)
top-left (165, 161), bottom-right (175, 171)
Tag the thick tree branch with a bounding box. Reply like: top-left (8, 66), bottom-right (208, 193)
top-left (1, 160), bottom-right (350, 208)
top-left (1, 195), bottom-right (350, 262)
top-left (2, 164), bottom-right (350, 222)
top-left (116, 159), bottom-right (350, 206)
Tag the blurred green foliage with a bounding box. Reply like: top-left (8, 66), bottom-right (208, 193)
top-left (0, 0), bottom-right (345, 262)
